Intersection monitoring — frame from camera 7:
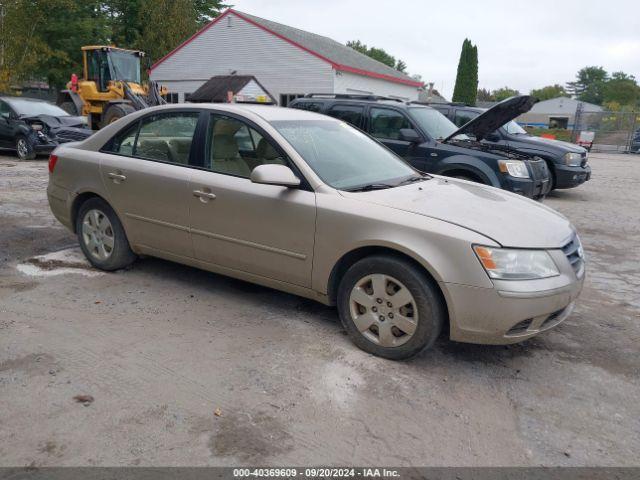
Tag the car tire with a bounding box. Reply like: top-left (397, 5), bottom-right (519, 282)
top-left (337, 255), bottom-right (445, 360)
top-left (59, 101), bottom-right (78, 116)
top-left (101, 104), bottom-right (136, 128)
top-left (76, 197), bottom-right (137, 271)
top-left (15, 135), bottom-right (36, 160)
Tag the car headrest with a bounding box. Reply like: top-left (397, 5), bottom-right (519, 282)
top-left (212, 134), bottom-right (239, 159)
top-left (256, 138), bottom-right (280, 160)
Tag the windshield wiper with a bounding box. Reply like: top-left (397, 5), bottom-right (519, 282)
top-left (345, 183), bottom-right (396, 192)
top-left (397, 174), bottom-right (430, 186)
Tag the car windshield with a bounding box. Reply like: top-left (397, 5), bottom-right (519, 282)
top-left (504, 120), bottom-right (527, 135)
top-left (7, 99), bottom-right (69, 117)
top-left (408, 107), bottom-right (468, 141)
top-left (271, 119), bottom-right (418, 190)
top-left (109, 51), bottom-right (141, 84)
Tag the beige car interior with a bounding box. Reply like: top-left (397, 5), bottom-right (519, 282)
top-left (209, 117), bottom-right (285, 178)
top-left (116, 114), bottom-right (287, 178)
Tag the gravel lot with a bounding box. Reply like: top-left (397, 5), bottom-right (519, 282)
top-left (0, 152), bottom-right (638, 467)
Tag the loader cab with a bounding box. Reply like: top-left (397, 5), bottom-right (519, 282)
top-left (83, 47), bottom-right (143, 92)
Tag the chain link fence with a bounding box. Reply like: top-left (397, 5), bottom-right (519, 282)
top-left (573, 107), bottom-right (639, 153)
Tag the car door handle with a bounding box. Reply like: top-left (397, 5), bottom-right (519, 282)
top-left (193, 189), bottom-right (216, 201)
top-left (107, 172), bottom-right (126, 182)
top-left (430, 153), bottom-right (438, 157)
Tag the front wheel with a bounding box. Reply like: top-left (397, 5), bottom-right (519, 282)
top-left (76, 197), bottom-right (137, 271)
top-left (101, 104), bottom-right (136, 128)
top-left (16, 135), bottom-right (36, 160)
top-left (337, 255), bottom-right (445, 360)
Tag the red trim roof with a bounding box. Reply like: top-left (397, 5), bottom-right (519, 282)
top-left (150, 9), bottom-right (423, 88)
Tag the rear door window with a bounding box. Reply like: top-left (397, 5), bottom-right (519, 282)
top-left (327, 105), bottom-right (365, 129)
top-left (453, 110), bottom-right (479, 127)
top-left (103, 111), bottom-right (199, 164)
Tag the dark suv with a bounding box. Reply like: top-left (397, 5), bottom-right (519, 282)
top-left (289, 95), bottom-right (551, 200)
top-left (430, 102), bottom-right (591, 190)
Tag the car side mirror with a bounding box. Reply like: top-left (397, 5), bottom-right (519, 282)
top-left (399, 128), bottom-right (422, 143)
top-left (250, 164), bottom-right (301, 188)
top-left (485, 131), bottom-right (500, 142)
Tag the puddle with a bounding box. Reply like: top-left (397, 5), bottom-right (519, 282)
top-left (16, 247), bottom-right (103, 278)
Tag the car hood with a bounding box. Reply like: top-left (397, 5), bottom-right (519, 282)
top-left (444, 95), bottom-right (537, 143)
top-left (341, 176), bottom-right (573, 248)
top-left (517, 134), bottom-right (586, 154)
top-left (22, 114), bottom-right (88, 129)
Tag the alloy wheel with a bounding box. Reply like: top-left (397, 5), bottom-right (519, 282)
top-left (81, 209), bottom-right (115, 261)
top-left (16, 138), bottom-right (29, 159)
top-left (348, 274), bottom-right (418, 347)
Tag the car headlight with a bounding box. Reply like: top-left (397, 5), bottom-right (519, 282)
top-left (473, 245), bottom-right (559, 280)
top-left (498, 160), bottom-right (530, 178)
top-left (564, 152), bottom-right (582, 166)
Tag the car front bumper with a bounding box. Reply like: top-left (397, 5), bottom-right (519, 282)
top-left (554, 164), bottom-right (591, 189)
top-left (441, 249), bottom-right (585, 344)
top-left (503, 176), bottom-right (551, 200)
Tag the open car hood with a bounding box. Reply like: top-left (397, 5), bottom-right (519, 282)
top-left (443, 95), bottom-right (537, 143)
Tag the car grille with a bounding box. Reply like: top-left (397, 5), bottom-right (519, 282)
top-left (529, 158), bottom-right (549, 180)
top-left (55, 129), bottom-right (92, 143)
top-left (562, 235), bottom-right (584, 276)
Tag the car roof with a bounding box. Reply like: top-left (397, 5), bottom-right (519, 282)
top-left (431, 103), bottom-right (484, 112)
top-left (291, 97), bottom-right (437, 111)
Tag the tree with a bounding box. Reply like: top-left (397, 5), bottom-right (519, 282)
top-left (491, 87), bottom-right (520, 102)
top-left (566, 66), bottom-right (608, 105)
top-left (346, 40), bottom-right (407, 71)
top-left (0, 0), bottom-right (228, 91)
top-left (476, 88), bottom-right (493, 102)
top-left (530, 84), bottom-right (566, 101)
top-left (603, 72), bottom-right (640, 106)
top-left (137, 0), bottom-right (200, 66)
top-left (395, 59), bottom-right (407, 73)
top-left (452, 38), bottom-right (478, 105)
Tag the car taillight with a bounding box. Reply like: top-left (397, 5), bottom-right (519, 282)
top-left (48, 154), bottom-right (59, 173)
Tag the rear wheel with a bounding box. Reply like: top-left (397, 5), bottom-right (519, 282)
top-left (337, 255), bottom-right (445, 360)
top-left (76, 197), bottom-right (136, 271)
top-left (16, 135), bottom-right (36, 160)
top-left (101, 104), bottom-right (136, 128)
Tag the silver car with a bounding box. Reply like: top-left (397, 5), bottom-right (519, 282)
top-left (47, 104), bottom-right (584, 359)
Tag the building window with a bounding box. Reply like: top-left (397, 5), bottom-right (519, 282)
top-left (549, 117), bottom-right (569, 129)
top-left (280, 94), bottom-right (304, 107)
top-left (165, 92), bottom-right (179, 104)
top-left (184, 92), bottom-right (194, 102)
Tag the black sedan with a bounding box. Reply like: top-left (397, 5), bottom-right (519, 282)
top-left (0, 96), bottom-right (93, 160)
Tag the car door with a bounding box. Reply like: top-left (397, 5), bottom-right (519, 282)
top-left (99, 110), bottom-right (200, 257)
top-left (367, 107), bottom-right (432, 170)
top-left (0, 101), bottom-right (14, 147)
top-left (189, 112), bottom-right (316, 287)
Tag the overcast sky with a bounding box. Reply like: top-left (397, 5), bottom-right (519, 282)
top-left (230, 0), bottom-right (640, 99)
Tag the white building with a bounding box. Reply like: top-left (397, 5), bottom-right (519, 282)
top-left (150, 9), bottom-right (423, 105)
top-left (517, 97), bottom-right (604, 129)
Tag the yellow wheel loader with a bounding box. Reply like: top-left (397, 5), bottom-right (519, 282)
top-left (57, 46), bottom-right (167, 130)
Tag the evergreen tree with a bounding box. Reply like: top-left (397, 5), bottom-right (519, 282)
top-left (452, 39), bottom-right (478, 105)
